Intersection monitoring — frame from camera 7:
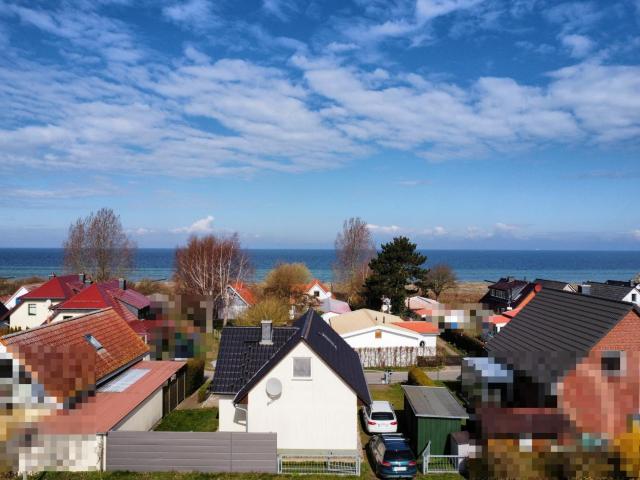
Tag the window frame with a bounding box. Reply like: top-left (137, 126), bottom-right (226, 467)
top-left (27, 304), bottom-right (36, 316)
top-left (292, 357), bottom-right (311, 379)
top-left (601, 350), bottom-right (625, 377)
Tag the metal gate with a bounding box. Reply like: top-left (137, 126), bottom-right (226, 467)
top-left (106, 431), bottom-right (277, 473)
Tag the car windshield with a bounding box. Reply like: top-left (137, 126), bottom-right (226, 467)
top-left (371, 412), bottom-right (395, 420)
top-left (384, 449), bottom-right (414, 462)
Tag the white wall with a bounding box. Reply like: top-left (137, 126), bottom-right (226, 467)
top-left (622, 286), bottom-right (640, 306)
top-left (246, 342), bottom-right (358, 451)
top-left (115, 388), bottom-right (163, 432)
top-left (4, 286), bottom-right (28, 310)
top-left (218, 395), bottom-right (247, 432)
top-left (49, 310), bottom-right (88, 323)
top-left (10, 300), bottom-right (58, 330)
top-left (308, 285), bottom-right (331, 300)
top-left (342, 326), bottom-right (424, 348)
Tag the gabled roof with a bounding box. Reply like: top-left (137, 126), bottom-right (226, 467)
top-left (583, 281), bottom-right (636, 302)
top-left (229, 282), bottom-right (256, 306)
top-left (402, 385), bottom-right (468, 419)
top-left (488, 277), bottom-right (529, 291)
top-left (298, 279), bottom-right (330, 294)
top-left (487, 288), bottom-right (638, 384)
top-left (112, 288), bottom-right (150, 310)
top-left (392, 321), bottom-right (439, 334)
top-left (1, 308), bottom-right (149, 405)
top-left (212, 310), bottom-right (371, 405)
top-left (20, 274), bottom-right (85, 301)
top-left (534, 278), bottom-right (575, 292)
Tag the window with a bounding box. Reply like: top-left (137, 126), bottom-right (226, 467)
top-left (63, 316), bottom-right (73, 320)
top-left (632, 294), bottom-right (638, 302)
top-left (27, 304), bottom-right (36, 316)
top-left (314, 290), bottom-right (320, 297)
top-left (601, 351), bottom-right (625, 376)
top-left (84, 334), bottom-right (104, 351)
top-left (371, 412), bottom-right (395, 421)
top-left (293, 357), bottom-right (311, 378)
top-left (375, 330), bottom-right (382, 339)
top-left (0, 359), bottom-right (12, 379)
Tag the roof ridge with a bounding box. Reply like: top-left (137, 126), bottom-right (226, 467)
top-left (543, 286), bottom-right (635, 307)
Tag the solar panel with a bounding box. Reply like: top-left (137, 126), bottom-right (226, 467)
top-left (99, 369), bottom-right (150, 393)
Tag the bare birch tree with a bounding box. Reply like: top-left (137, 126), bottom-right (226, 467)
top-left (334, 217), bottom-right (376, 304)
top-left (173, 234), bottom-right (252, 326)
top-left (63, 208), bottom-right (136, 282)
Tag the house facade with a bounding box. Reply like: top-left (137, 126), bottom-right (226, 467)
top-left (212, 310), bottom-right (370, 453)
top-left (480, 277), bottom-right (534, 313)
top-left (466, 288), bottom-right (640, 453)
top-left (1, 308), bottom-right (185, 472)
top-left (580, 281), bottom-right (640, 306)
top-left (217, 282), bottom-right (255, 320)
top-left (9, 274), bottom-right (86, 330)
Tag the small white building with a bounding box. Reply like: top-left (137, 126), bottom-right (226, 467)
top-left (212, 311), bottom-right (370, 454)
top-left (301, 279), bottom-right (332, 300)
top-left (1, 283), bottom-right (42, 310)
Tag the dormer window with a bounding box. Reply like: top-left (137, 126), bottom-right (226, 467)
top-left (84, 334), bottom-right (104, 351)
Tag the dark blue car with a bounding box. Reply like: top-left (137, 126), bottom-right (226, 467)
top-left (367, 434), bottom-right (417, 479)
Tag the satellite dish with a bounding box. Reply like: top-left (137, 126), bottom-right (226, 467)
top-left (266, 378), bottom-right (282, 399)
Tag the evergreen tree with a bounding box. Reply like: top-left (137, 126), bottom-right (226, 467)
top-left (363, 236), bottom-right (428, 314)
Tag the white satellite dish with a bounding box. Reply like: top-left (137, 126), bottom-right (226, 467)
top-left (266, 378), bottom-right (282, 398)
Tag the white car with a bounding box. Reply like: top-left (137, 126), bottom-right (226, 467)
top-left (362, 401), bottom-right (398, 434)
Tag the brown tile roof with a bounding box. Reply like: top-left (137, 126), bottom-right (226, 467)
top-left (1, 308), bottom-right (149, 405)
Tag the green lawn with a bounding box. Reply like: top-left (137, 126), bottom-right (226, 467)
top-left (369, 383), bottom-right (405, 410)
top-left (154, 408), bottom-right (218, 432)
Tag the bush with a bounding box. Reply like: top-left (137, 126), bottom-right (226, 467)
top-left (408, 367), bottom-right (437, 386)
top-left (236, 297), bottom-right (290, 326)
top-left (197, 379), bottom-right (212, 403)
top-left (185, 358), bottom-right (205, 395)
top-left (441, 330), bottom-right (487, 356)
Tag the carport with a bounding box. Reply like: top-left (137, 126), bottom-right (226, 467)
top-left (402, 385), bottom-right (468, 456)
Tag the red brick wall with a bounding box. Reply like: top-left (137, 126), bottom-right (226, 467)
top-left (560, 310), bottom-right (640, 439)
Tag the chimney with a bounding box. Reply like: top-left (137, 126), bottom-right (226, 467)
top-left (118, 278), bottom-right (127, 290)
top-left (260, 320), bottom-right (273, 345)
top-left (580, 284), bottom-right (591, 296)
top-left (78, 273), bottom-right (85, 283)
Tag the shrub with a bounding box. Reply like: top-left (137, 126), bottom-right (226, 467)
top-left (408, 367), bottom-right (437, 386)
top-left (441, 330), bottom-right (486, 356)
top-left (185, 358), bottom-right (205, 395)
top-left (236, 297), bottom-right (290, 326)
top-left (197, 379), bottom-right (212, 403)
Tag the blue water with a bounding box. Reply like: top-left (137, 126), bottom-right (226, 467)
top-left (0, 248), bottom-right (638, 283)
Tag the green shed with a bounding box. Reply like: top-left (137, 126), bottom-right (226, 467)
top-left (402, 385), bottom-right (469, 456)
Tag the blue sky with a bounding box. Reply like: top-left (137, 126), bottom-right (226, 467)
top-left (0, 0), bottom-right (639, 249)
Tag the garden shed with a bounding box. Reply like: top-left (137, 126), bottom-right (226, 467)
top-left (402, 385), bottom-right (469, 456)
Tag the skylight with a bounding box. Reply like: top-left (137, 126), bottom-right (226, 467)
top-left (84, 334), bottom-right (103, 351)
top-left (99, 369), bottom-right (150, 393)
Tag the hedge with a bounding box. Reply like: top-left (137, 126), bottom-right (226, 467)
top-left (408, 367), bottom-right (437, 386)
top-left (185, 358), bottom-right (205, 395)
top-left (197, 379), bottom-right (212, 403)
top-left (441, 330), bottom-right (487, 356)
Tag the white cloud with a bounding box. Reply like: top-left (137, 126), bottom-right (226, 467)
top-left (561, 34), bottom-right (594, 58)
top-left (367, 223), bottom-right (403, 233)
top-left (262, 0), bottom-right (298, 21)
top-left (171, 215), bottom-right (215, 234)
top-left (132, 227), bottom-right (154, 235)
top-left (633, 229), bottom-right (640, 241)
top-left (416, 0), bottom-right (484, 23)
top-left (162, 0), bottom-right (217, 30)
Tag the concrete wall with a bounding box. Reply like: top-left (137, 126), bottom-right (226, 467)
top-left (10, 300), bottom-right (58, 330)
top-left (246, 342), bottom-right (358, 451)
top-left (218, 395), bottom-right (247, 432)
top-left (115, 388), bottom-right (163, 432)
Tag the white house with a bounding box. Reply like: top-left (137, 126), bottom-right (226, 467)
top-left (580, 281), bottom-right (640, 306)
top-left (299, 279), bottom-right (332, 300)
top-left (1, 282), bottom-right (42, 310)
top-left (9, 274), bottom-right (86, 330)
top-left (212, 311), bottom-right (370, 454)
top-left (1, 309), bottom-right (186, 472)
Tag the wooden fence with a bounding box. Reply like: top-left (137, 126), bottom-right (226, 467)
top-left (105, 431), bottom-right (277, 473)
top-left (354, 346), bottom-right (436, 367)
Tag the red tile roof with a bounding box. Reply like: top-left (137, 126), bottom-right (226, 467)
top-left (113, 288), bottom-right (150, 310)
top-left (20, 274), bottom-right (85, 301)
top-left (392, 321), bottom-right (439, 334)
top-left (1, 308), bottom-right (149, 403)
top-left (39, 360), bottom-right (185, 434)
top-left (230, 282), bottom-right (256, 306)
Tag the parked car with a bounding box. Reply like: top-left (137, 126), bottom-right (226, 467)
top-left (367, 434), bottom-right (417, 479)
top-left (363, 401), bottom-right (398, 433)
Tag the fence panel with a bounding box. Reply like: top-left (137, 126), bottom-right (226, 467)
top-left (106, 431), bottom-right (277, 473)
top-left (354, 346), bottom-right (436, 368)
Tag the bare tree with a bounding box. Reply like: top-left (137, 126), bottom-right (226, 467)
top-left (334, 217), bottom-right (376, 304)
top-left (424, 264), bottom-right (457, 301)
top-left (173, 234), bottom-right (252, 327)
top-left (63, 208), bottom-right (136, 282)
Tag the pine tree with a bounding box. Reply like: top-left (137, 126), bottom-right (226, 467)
top-left (363, 236), bottom-right (427, 314)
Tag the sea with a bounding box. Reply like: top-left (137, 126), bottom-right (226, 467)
top-left (0, 248), bottom-right (639, 284)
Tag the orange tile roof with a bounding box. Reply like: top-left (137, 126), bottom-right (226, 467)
top-left (414, 308), bottom-right (435, 316)
top-left (230, 282), bottom-right (256, 306)
top-left (1, 308), bottom-right (149, 404)
top-left (39, 360), bottom-right (185, 434)
top-left (391, 321), bottom-right (439, 334)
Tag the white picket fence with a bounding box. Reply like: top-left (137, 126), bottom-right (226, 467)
top-left (353, 346), bottom-right (436, 368)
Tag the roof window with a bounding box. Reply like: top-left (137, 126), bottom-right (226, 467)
top-left (84, 334), bottom-right (104, 351)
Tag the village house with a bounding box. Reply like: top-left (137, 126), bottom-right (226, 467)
top-left (465, 288), bottom-right (640, 452)
top-left (217, 282), bottom-right (256, 320)
top-left (212, 310), bottom-right (370, 455)
top-left (579, 280), bottom-right (640, 306)
top-left (486, 283), bottom-right (541, 334)
top-left (533, 278), bottom-right (577, 293)
top-left (297, 279), bottom-right (332, 300)
top-left (1, 308), bottom-right (186, 472)
top-left (8, 274), bottom-right (87, 330)
top-left (480, 277), bottom-right (535, 313)
top-left (1, 282), bottom-right (42, 310)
